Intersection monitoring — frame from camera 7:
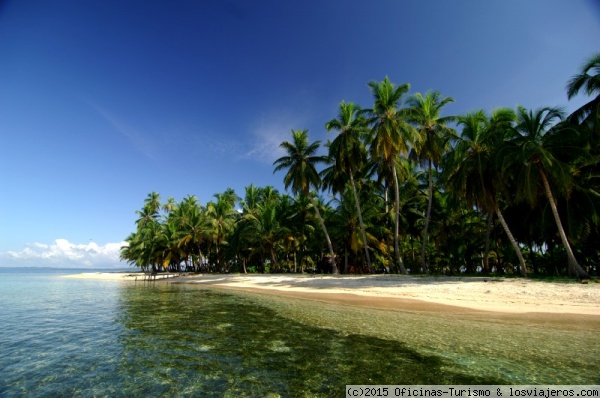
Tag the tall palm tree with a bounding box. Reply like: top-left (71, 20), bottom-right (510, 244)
top-left (444, 109), bottom-right (528, 276)
top-left (174, 195), bottom-right (206, 271)
top-left (161, 219), bottom-right (184, 271)
top-left (501, 106), bottom-right (589, 279)
top-left (136, 192), bottom-right (161, 228)
top-left (289, 192), bottom-right (316, 273)
top-left (206, 191), bottom-right (238, 272)
top-left (325, 101), bottom-right (372, 270)
top-left (273, 129), bottom-right (338, 273)
top-left (406, 91), bottom-right (456, 273)
top-left (566, 52), bottom-right (600, 133)
top-left (366, 77), bottom-right (415, 274)
top-left (240, 184), bottom-right (262, 216)
top-left (144, 192), bottom-right (161, 215)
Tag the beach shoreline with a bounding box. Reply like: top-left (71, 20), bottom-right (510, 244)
top-left (63, 272), bottom-right (600, 317)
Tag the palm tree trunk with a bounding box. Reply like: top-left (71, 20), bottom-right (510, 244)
top-left (384, 185), bottom-right (389, 214)
top-left (392, 165), bottom-right (408, 274)
top-left (483, 211), bottom-right (493, 275)
top-left (421, 160), bottom-right (433, 273)
top-left (349, 172), bottom-right (372, 271)
top-left (308, 193), bottom-right (338, 274)
top-left (270, 247), bottom-right (278, 272)
top-left (539, 170), bottom-right (589, 279)
top-left (344, 246), bottom-right (349, 273)
top-left (495, 206), bottom-right (527, 277)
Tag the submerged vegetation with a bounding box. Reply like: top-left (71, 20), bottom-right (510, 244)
top-left (121, 53), bottom-right (600, 278)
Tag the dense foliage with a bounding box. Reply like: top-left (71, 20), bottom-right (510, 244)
top-left (121, 53), bottom-right (600, 278)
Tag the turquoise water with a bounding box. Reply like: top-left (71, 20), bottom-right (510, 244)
top-left (0, 269), bottom-right (598, 397)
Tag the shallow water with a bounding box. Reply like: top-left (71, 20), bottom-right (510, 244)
top-left (230, 287), bottom-right (599, 385)
top-left (0, 269), bottom-right (598, 397)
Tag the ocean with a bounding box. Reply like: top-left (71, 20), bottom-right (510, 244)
top-left (0, 268), bottom-right (598, 397)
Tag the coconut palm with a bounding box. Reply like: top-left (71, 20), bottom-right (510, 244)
top-left (325, 101), bottom-right (372, 270)
top-left (162, 196), bottom-right (178, 214)
top-left (205, 191), bottom-right (238, 272)
top-left (289, 192), bottom-right (316, 273)
top-left (406, 91), bottom-right (456, 272)
top-left (443, 108), bottom-right (528, 276)
top-left (136, 192), bottom-right (161, 228)
top-left (243, 199), bottom-right (288, 272)
top-left (144, 192), bottom-right (161, 215)
top-left (273, 129), bottom-right (338, 273)
top-left (174, 195), bottom-right (207, 271)
top-left (366, 77), bottom-right (415, 274)
top-left (500, 106), bottom-right (589, 279)
top-left (120, 231), bottom-right (146, 271)
top-left (566, 52), bottom-right (600, 133)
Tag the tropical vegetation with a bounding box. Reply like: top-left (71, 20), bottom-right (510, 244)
top-left (121, 53), bottom-right (600, 279)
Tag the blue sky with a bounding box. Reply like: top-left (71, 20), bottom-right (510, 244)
top-left (1, 0), bottom-right (599, 268)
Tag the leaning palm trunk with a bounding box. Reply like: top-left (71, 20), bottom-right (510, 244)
top-left (308, 194), bottom-right (338, 274)
top-left (349, 172), bottom-right (372, 271)
top-left (495, 206), bottom-right (528, 277)
top-left (392, 165), bottom-right (408, 274)
top-left (421, 160), bottom-right (433, 273)
top-left (539, 170), bottom-right (589, 279)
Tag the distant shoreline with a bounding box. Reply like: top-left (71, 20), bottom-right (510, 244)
top-left (63, 272), bottom-right (600, 318)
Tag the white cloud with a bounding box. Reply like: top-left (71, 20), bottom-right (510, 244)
top-left (242, 110), bottom-right (313, 164)
top-left (1, 239), bottom-right (127, 269)
top-left (243, 127), bottom-right (289, 163)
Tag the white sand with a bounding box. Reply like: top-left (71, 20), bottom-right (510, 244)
top-left (62, 272), bottom-right (143, 281)
top-left (181, 274), bottom-right (600, 315)
top-left (64, 272), bottom-right (600, 315)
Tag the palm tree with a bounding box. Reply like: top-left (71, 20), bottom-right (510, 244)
top-left (124, 192), bottom-right (166, 272)
top-left (289, 192), bottom-right (316, 273)
top-left (162, 196), bottom-right (178, 214)
top-left (566, 52), bottom-right (600, 133)
top-left (136, 192), bottom-right (161, 228)
top-left (161, 219), bottom-right (184, 271)
top-left (174, 195), bottom-right (206, 271)
top-left (273, 129), bottom-right (338, 273)
top-left (325, 101), bottom-right (372, 270)
top-left (366, 77), bottom-right (415, 274)
top-left (137, 218), bottom-right (167, 272)
top-left (120, 231), bottom-right (146, 271)
top-left (206, 191), bottom-right (238, 272)
top-left (243, 199), bottom-right (288, 272)
top-left (144, 192), bottom-right (161, 215)
top-left (500, 106), bottom-right (589, 279)
top-left (406, 91), bottom-right (456, 272)
top-left (444, 109), bottom-right (528, 276)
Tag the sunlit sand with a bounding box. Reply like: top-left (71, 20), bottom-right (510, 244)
top-left (65, 272), bottom-right (600, 316)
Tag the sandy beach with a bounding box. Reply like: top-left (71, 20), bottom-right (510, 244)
top-left (64, 272), bottom-right (600, 316)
